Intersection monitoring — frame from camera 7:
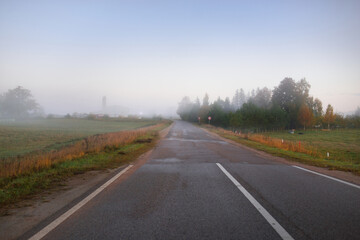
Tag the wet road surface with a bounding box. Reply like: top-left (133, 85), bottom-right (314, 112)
top-left (28, 121), bottom-right (360, 239)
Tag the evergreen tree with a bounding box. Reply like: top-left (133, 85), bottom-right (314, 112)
top-left (202, 93), bottom-right (209, 107)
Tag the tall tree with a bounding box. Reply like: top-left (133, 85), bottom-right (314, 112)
top-left (202, 93), bottom-right (209, 107)
top-left (272, 78), bottom-right (313, 128)
top-left (324, 104), bottom-right (335, 129)
top-left (0, 86), bottom-right (40, 119)
top-left (297, 104), bottom-right (313, 130)
top-left (248, 87), bottom-right (272, 109)
top-left (209, 101), bottom-right (229, 127)
top-left (177, 96), bottom-right (193, 121)
top-left (271, 78), bottom-right (297, 128)
top-left (312, 98), bottom-right (323, 117)
top-left (231, 90), bottom-right (240, 110)
top-left (295, 78), bottom-right (311, 105)
top-left (310, 97), bottom-right (323, 126)
top-left (224, 97), bottom-right (232, 112)
top-left (214, 97), bottom-right (225, 108)
top-left (195, 97), bottom-right (201, 107)
top-left (231, 88), bottom-right (246, 110)
top-left (272, 78), bottom-right (297, 111)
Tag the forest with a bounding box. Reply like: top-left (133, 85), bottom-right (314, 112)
top-left (177, 78), bottom-right (360, 131)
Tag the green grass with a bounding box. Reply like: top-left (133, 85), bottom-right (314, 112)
top-left (202, 125), bottom-right (360, 175)
top-left (0, 118), bottom-right (157, 158)
top-left (0, 123), bottom-right (170, 209)
top-left (262, 129), bottom-right (360, 164)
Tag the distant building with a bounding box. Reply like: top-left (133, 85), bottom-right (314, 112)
top-left (95, 96), bottom-right (128, 117)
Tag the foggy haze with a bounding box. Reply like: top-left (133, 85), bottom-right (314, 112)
top-left (1, 0), bottom-right (359, 116)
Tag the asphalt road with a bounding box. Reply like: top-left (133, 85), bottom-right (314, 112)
top-left (28, 121), bottom-right (360, 240)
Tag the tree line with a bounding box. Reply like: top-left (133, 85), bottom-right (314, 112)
top-left (177, 78), bottom-right (360, 131)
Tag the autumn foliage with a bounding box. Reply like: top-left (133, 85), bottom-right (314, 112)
top-left (297, 104), bottom-right (313, 130)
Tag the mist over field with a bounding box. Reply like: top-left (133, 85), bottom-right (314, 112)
top-left (2, 3), bottom-right (360, 239)
top-left (1, 0), bottom-right (359, 117)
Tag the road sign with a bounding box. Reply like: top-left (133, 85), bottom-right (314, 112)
top-left (208, 116), bottom-right (211, 120)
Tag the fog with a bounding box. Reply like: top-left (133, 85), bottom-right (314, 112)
top-left (1, 1), bottom-right (359, 117)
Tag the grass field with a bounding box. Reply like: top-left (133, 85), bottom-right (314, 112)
top-left (262, 129), bottom-right (360, 164)
top-left (0, 118), bottom-right (157, 158)
top-left (202, 125), bottom-right (360, 175)
top-left (0, 119), bottom-right (171, 208)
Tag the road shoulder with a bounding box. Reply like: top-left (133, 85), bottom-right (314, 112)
top-left (201, 126), bottom-right (360, 186)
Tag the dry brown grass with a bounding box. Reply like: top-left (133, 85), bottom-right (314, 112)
top-left (0, 124), bottom-right (163, 178)
top-left (214, 128), bottom-right (321, 158)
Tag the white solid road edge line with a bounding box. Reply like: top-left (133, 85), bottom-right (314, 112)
top-left (29, 165), bottom-right (134, 240)
top-left (292, 165), bottom-right (360, 190)
top-left (216, 163), bottom-right (294, 240)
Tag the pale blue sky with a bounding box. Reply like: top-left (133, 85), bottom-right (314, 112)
top-left (1, 0), bottom-right (359, 115)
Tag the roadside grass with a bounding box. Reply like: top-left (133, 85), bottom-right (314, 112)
top-left (261, 129), bottom-right (360, 163)
top-left (0, 121), bottom-right (163, 178)
top-left (0, 121), bottom-right (171, 208)
top-left (0, 118), bottom-right (157, 158)
top-left (201, 125), bottom-right (360, 175)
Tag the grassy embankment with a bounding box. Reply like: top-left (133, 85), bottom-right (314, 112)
top-left (201, 125), bottom-right (360, 175)
top-left (0, 118), bottom-right (171, 208)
